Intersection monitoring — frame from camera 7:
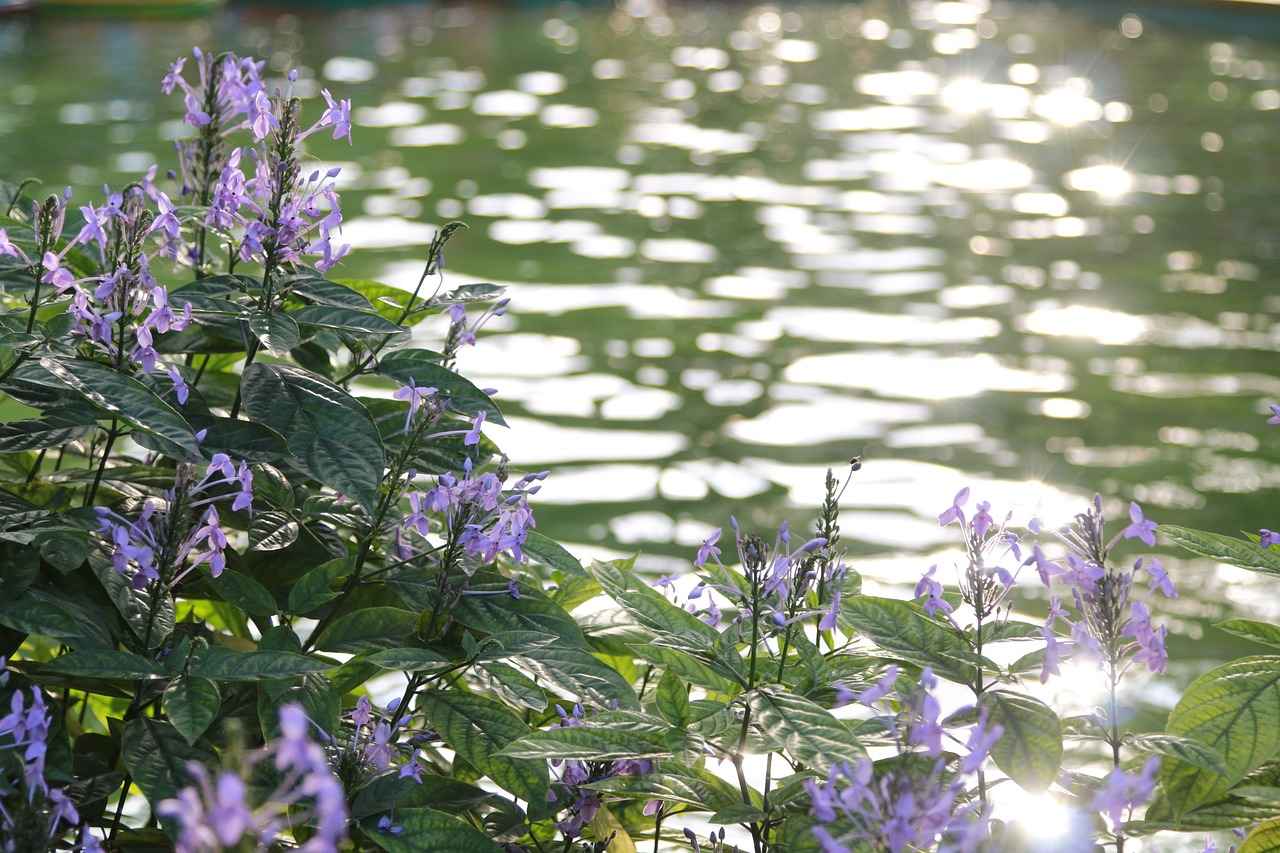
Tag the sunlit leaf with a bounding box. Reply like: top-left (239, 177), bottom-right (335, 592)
top-left (978, 689), bottom-right (1062, 795)
top-left (1163, 656), bottom-right (1280, 818)
top-left (420, 690), bottom-right (549, 807)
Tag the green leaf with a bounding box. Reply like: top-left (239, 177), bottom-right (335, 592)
top-left (377, 351), bottom-right (506, 426)
top-left (248, 310), bottom-right (300, 357)
top-left (519, 644), bottom-right (640, 710)
top-left (122, 717), bottom-right (216, 810)
top-left (209, 570), bottom-right (278, 618)
top-left (41, 651), bottom-right (168, 680)
top-left (247, 511), bottom-right (300, 551)
top-left (475, 661), bottom-right (547, 712)
top-left (287, 557), bottom-right (354, 614)
top-left (287, 304), bottom-right (406, 337)
top-left (0, 598), bottom-right (83, 641)
top-left (425, 282), bottom-right (507, 310)
top-left (476, 631), bottom-right (558, 659)
top-left (977, 690), bottom-right (1062, 795)
top-left (288, 277), bottom-right (376, 311)
top-left (582, 763), bottom-right (742, 812)
top-left (749, 686), bottom-right (866, 773)
top-left (185, 415), bottom-right (287, 463)
top-left (239, 363), bottom-right (384, 510)
top-left (364, 648), bottom-right (451, 671)
top-left (499, 726), bottom-right (667, 761)
top-left (363, 808), bottom-right (505, 853)
top-left (188, 646), bottom-right (330, 682)
top-left (840, 596), bottom-right (975, 685)
top-left (1163, 656), bottom-right (1280, 818)
top-left (312, 607), bottom-right (416, 653)
top-left (524, 531), bottom-right (586, 577)
top-left (420, 691), bottom-right (549, 807)
top-left (0, 407), bottom-right (96, 452)
top-left (710, 802), bottom-right (767, 825)
top-left (452, 578), bottom-right (587, 648)
top-left (39, 357), bottom-right (199, 456)
top-left (1242, 817), bottom-right (1280, 853)
top-left (1163, 525), bottom-right (1280, 578)
top-left (163, 676), bottom-right (221, 746)
top-left (1217, 620), bottom-right (1280, 650)
top-left (655, 669), bottom-right (690, 726)
top-left (632, 643), bottom-right (741, 696)
top-left (1127, 733), bottom-right (1228, 775)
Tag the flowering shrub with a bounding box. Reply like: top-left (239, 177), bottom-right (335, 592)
top-left (2, 48), bottom-right (1280, 853)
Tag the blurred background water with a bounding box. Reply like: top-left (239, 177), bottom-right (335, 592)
top-left (4, 0), bottom-right (1280, 724)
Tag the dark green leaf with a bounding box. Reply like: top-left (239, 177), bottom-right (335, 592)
top-left (978, 690), bottom-right (1062, 795)
top-left (377, 351), bottom-right (506, 426)
top-left (364, 648), bottom-right (451, 671)
top-left (39, 357), bottom-right (199, 456)
top-left (288, 277), bottom-right (375, 311)
top-left (287, 304), bottom-right (405, 337)
top-left (312, 607), bottom-right (416, 653)
top-left (363, 809), bottom-right (505, 853)
top-left (248, 310), bottom-right (300, 357)
top-left (239, 363), bottom-right (384, 510)
top-left (183, 417), bottom-right (286, 465)
top-left (189, 646), bottom-right (330, 682)
top-left (750, 686), bottom-right (866, 773)
top-left (582, 763), bottom-right (741, 812)
top-left (0, 407), bottom-right (96, 452)
top-left (420, 691), bottom-right (549, 806)
top-left (122, 718), bottom-right (216, 810)
top-left (1163, 656), bottom-right (1280, 818)
top-left (524, 531), bottom-right (586, 577)
top-left (499, 726), bottom-right (667, 761)
top-left (710, 802), bottom-right (767, 825)
top-left (287, 557), bottom-right (354, 614)
top-left (163, 676), bottom-right (221, 746)
top-left (248, 511), bottom-right (300, 551)
top-left (41, 651), bottom-right (167, 680)
top-left (209, 570), bottom-right (278, 618)
top-left (424, 282), bottom-right (507, 309)
top-left (0, 598), bottom-right (83, 641)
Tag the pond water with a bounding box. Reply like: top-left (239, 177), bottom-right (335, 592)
top-left (4, 1), bottom-right (1280, 716)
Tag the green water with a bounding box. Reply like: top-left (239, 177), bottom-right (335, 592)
top-left (4, 1), bottom-right (1280, 706)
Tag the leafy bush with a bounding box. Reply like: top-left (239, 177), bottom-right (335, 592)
top-left (1, 48), bottom-right (1278, 853)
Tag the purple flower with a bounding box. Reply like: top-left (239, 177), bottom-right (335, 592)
top-left (1091, 757), bottom-right (1160, 832)
top-left (464, 410), bottom-right (486, 446)
top-left (1139, 556), bottom-right (1177, 599)
top-left (1268, 404), bottom-right (1280, 425)
top-left (1262, 529), bottom-right (1280, 549)
top-left (320, 89), bottom-right (353, 143)
top-left (971, 501), bottom-right (993, 539)
top-left (914, 565), bottom-right (952, 617)
top-left (694, 528), bottom-right (722, 568)
top-left (938, 487), bottom-right (969, 527)
top-left (392, 378), bottom-right (438, 435)
top-left (1122, 502), bottom-right (1157, 547)
top-left (855, 665), bottom-right (900, 707)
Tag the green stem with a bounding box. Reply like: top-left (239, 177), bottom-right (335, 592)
top-left (84, 419), bottom-right (120, 506)
top-left (0, 349), bottom-right (31, 384)
top-left (107, 773), bottom-right (133, 844)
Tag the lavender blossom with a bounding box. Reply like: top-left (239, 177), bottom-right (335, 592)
top-left (94, 454), bottom-right (253, 588)
top-left (157, 704), bottom-right (348, 852)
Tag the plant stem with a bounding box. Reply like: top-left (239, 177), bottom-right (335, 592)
top-left (84, 419), bottom-right (120, 506)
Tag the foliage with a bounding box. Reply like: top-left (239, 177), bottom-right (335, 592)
top-left (0, 47), bottom-right (1276, 853)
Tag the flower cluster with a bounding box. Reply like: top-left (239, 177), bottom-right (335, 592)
top-left (548, 703), bottom-right (656, 841)
top-left (1038, 498), bottom-right (1174, 677)
top-left (327, 695), bottom-right (426, 794)
top-left (156, 704), bottom-right (347, 852)
top-left (0, 667), bottom-right (104, 852)
top-left (805, 668), bottom-right (1001, 853)
top-left (401, 456), bottom-right (545, 568)
top-left (923, 487), bottom-right (1037, 622)
top-left (94, 452), bottom-right (252, 588)
top-left (679, 518), bottom-right (832, 630)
